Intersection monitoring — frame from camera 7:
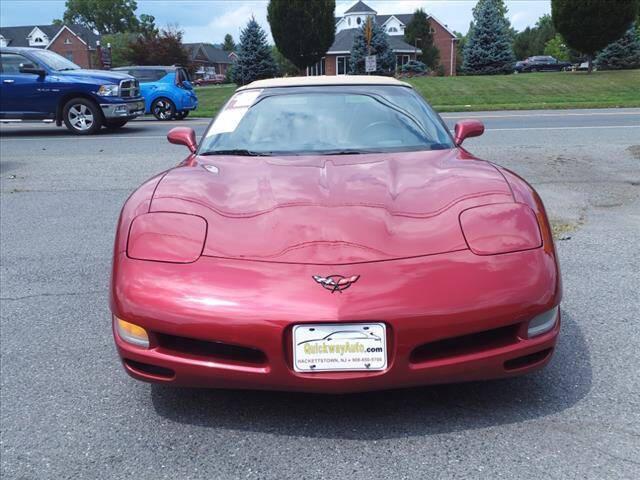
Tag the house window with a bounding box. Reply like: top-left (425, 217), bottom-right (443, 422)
top-left (65, 52), bottom-right (74, 61)
top-left (430, 27), bottom-right (436, 34)
top-left (0, 36), bottom-right (6, 48)
top-left (395, 54), bottom-right (410, 69)
top-left (357, 17), bottom-right (361, 25)
top-left (336, 56), bottom-right (348, 75)
top-left (307, 57), bottom-right (325, 76)
top-left (387, 27), bottom-right (398, 33)
top-left (348, 18), bottom-right (351, 26)
top-left (64, 38), bottom-right (72, 45)
top-left (33, 37), bottom-right (43, 43)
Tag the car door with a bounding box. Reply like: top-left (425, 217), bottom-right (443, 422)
top-left (0, 52), bottom-right (51, 118)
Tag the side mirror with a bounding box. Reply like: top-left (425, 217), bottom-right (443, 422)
top-left (454, 119), bottom-right (485, 146)
top-left (19, 64), bottom-right (46, 77)
top-left (167, 127), bottom-right (197, 153)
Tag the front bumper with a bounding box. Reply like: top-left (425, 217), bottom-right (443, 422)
top-left (100, 100), bottom-right (145, 119)
top-left (111, 248), bottom-right (561, 393)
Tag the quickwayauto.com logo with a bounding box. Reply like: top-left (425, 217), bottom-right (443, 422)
top-left (302, 341), bottom-right (383, 355)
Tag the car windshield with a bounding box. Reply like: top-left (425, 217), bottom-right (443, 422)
top-left (199, 85), bottom-right (454, 156)
top-left (29, 49), bottom-right (81, 71)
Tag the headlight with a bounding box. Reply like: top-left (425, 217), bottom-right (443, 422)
top-left (527, 306), bottom-right (559, 337)
top-left (97, 84), bottom-right (119, 96)
top-left (459, 203), bottom-right (542, 255)
top-left (127, 212), bottom-right (207, 263)
top-left (115, 317), bottom-right (149, 348)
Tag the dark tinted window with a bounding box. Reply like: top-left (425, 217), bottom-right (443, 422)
top-left (1, 53), bottom-right (37, 74)
top-left (127, 69), bottom-right (168, 82)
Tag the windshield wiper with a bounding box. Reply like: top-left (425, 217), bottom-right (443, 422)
top-left (322, 149), bottom-right (383, 155)
top-left (200, 149), bottom-right (269, 157)
top-left (57, 67), bottom-right (80, 71)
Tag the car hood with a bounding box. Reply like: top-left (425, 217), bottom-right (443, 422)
top-left (150, 149), bottom-right (514, 265)
top-left (54, 69), bottom-right (133, 83)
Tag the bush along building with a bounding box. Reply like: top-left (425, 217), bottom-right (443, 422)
top-left (0, 24), bottom-right (100, 68)
top-left (307, 0), bottom-right (458, 76)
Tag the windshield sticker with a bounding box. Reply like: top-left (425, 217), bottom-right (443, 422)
top-left (206, 89), bottom-right (262, 137)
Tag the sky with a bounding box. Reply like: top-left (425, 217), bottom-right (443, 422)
top-left (0, 0), bottom-right (551, 44)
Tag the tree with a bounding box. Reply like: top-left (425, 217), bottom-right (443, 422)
top-left (138, 14), bottom-right (158, 37)
top-left (544, 33), bottom-right (571, 61)
top-left (551, 0), bottom-right (639, 73)
top-left (463, 0), bottom-right (515, 74)
top-left (101, 32), bottom-right (136, 67)
top-left (126, 26), bottom-right (190, 66)
top-left (349, 18), bottom-right (395, 74)
top-left (404, 9), bottom-right (440, 69)
top-left (513, 15), bottom-right (557, 60)
top-left (62, 0), bottom-right (140, 34)
top-left (232, 17), bottom-right (277, 85)
top-left (223, 34), bottom-right (236, 52)
top-left (272, 46), bottom-right (299, 77)
top-left (595, 26), bottom-right (640, 70)
top-left (267, 0), bottom-right (335, 72)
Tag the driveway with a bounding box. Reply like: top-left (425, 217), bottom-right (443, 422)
top-left (1, 109), bottom-right (639, 479)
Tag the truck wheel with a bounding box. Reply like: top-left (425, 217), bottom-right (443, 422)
top-left (152, 98), bottom-right (175, 121)
top-left (63, 98), bottom-right (102, 135)
top-left (104, 119), bottom-right (128, 130)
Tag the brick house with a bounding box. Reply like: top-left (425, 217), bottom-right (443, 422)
top-left (184, 43), bottom-right (236, 80)
top-left (308, 0), bottom-right (458, 77)
top-left (0, 24), bottom-right (100, 68)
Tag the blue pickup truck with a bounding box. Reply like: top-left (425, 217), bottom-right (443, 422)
top-left (0, 46), bottom-right (144, 134)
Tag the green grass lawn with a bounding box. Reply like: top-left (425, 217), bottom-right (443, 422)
top-left (193, 70), bottom-right (640, 118)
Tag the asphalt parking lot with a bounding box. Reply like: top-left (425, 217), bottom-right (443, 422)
top-left (1, 109), bottom-right (639, 479)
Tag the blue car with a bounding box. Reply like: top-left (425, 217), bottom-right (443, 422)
top-left (113, 66), bottom-right (198, 120)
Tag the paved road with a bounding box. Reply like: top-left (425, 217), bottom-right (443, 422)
top-left (1, 109), bottom-right (639, 479)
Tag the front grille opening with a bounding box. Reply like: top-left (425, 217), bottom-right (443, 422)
top-left (124, 358), bottom-right (174, 379)
top-left (504, 348), bottom-right (553, 371)
top-left (410, 323), bottom-right (520, 364)
top-left (156, 333), bottom-right (267, 365)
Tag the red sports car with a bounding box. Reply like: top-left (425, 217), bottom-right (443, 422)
top-left (111, 76), bottom-right (561, 393)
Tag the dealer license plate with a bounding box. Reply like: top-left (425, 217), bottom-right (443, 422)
top-left (292, 323), bottom-right (387, 372)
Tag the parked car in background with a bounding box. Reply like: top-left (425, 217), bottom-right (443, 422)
top-left (0, 47), bottom-right (144, 134)
top-left (514, 56), bottom-right (572, 73)
top-left (113, 66), bottom-right (198, 120)
top-left (194, 74), bottom-right (225, 86)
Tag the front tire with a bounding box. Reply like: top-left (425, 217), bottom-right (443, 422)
top-left (152, 98), bottom-right (176, 121)
top-left (62, 98), bottom-right (102, 135)
top-left (104, 119), bottom-right (128, 130)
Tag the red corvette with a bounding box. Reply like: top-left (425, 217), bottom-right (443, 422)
top-left (111, 76), bottom-right (561, 393)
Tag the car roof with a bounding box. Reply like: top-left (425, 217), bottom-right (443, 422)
top-left (112, 65), bottom-right (180, 71)
top-left (0, 46), bottom-right (47, 54)
top-left (237, 75), bottom-right (412, 91)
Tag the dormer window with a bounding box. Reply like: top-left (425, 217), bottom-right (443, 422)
top-left (27, 27), bottom-right (49, 47)
top-left (388, 27), bottom-right (398, 33)
top-left (357, 17), bottom-right (361, 25)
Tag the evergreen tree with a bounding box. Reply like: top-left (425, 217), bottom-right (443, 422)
top-left (404, 9), bottom-right (440, 69)
top-left (595, 27), bottom-right (640, 70)
top-left (232, 17), bottom-right (277, 85)
top-left (552, 0), bottom-right (639, 73)
top-left (223, 34), bottom-right (236, 52)
top-left (463, 0), bottom-right (515, 74)
top-left (267, 0), bottom-right (335, 71)
top-left (349, 18), bottom-right (395, 75)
